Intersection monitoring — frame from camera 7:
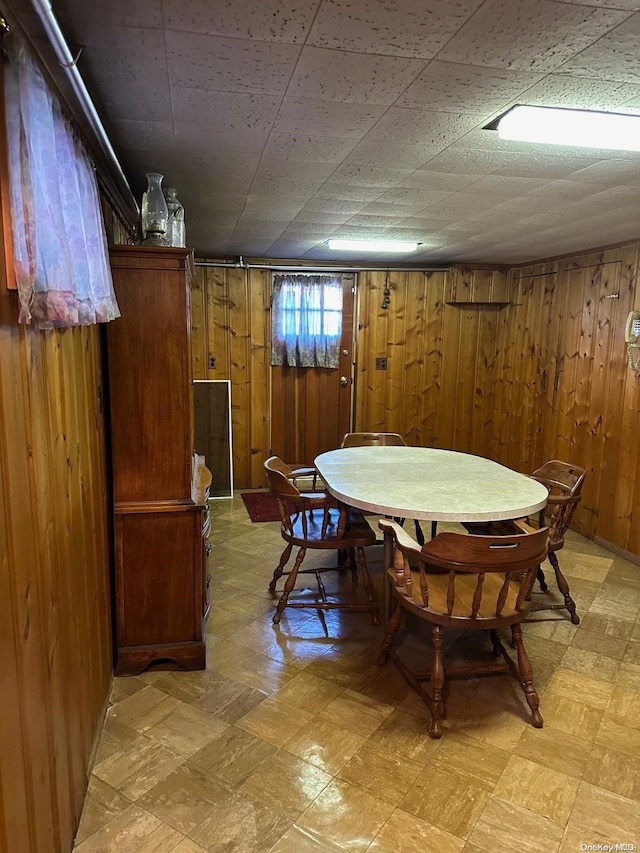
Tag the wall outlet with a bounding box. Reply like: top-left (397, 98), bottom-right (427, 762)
top-left (208, 355), bottom-right (216, 369)
top-left (375, 357), bottom-right (387, 370)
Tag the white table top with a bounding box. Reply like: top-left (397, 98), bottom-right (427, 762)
top-left (315, 446), bottom-right (549, 522)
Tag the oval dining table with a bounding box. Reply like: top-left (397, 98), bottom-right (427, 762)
top-left (314, 446), bottom-right (550, 621)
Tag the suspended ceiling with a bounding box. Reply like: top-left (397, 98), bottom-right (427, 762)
top-left (17, 0), bottom-right (640, 264)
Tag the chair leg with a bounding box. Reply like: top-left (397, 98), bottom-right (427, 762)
top-left (377, 602), bottom-right (402, 665)
top-left (548, 552), bottom-right (580, 625)
top-left (272, 547), bottom-right (306, 624)
top-left (414, 519), bottom-right (425, 545)
top-left (536, 566), bottom-right (548, 592)
top-left (356, 546), bottom-right (380, 624)
top-left (510, 623), bottom-right (543, 729)
top-left (429, 625), bottom-right (445, 739)
top-left (269, 543), bottom-right (293, 592)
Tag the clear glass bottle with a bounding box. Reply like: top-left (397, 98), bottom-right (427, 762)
top-left (141, 173), bottom-right (168, 245)
top-left (164, 187), bottom-right (186, 247)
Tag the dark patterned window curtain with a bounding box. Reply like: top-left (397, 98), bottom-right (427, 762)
top-left (271, 274), bottom-right (342, 368)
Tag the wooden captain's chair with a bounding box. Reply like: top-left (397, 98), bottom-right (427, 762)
top-left (377, 518), bottom-right (549, 738)
top-left (264, 456), bottom-right (379, 626)
top-left (528, 460), bottom-right (587, 624)
top-left (340, 432), bottom-right (431, 542)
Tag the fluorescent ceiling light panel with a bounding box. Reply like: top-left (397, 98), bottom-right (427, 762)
top-left (328, 239), bottom-right (418, 252)
top-left (496, 105), bottom-right (640, 152)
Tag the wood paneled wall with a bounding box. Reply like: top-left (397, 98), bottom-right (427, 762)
top-left (192, 247), bottom-right (640, 560)
top-left (0, 323), bottom-right (113, 853)
top-left (0, 208), bottom-right (129, 853)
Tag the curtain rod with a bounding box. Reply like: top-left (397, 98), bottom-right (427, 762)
top-left (195, 259), bottom-right (450, 273)
top-left (28, 0), bottom-right (139, 219)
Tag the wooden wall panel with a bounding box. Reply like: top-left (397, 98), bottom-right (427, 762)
top-left (191, 250), bottom-right (640, 559)
top-left (0, 323), bottom-right (112, 853)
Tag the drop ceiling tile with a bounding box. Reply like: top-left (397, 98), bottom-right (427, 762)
top-left (74, 26), bottom-right (172, 121)
top-left (162, 0), bottom-right (318, 43)
top-left (438, 0), bottom-right (631, 72)
top-left (301, 198), bottom-right (366, 215)
top-left (457, 174), bottom-right (550, 195)
top-left (273, 98), bottom-right (388, 138)
top-left (489, 152), bottom-right (603, 179)
top-left (399, 170), bottom-right (481, 192)
top-left (554, 12), bottom-right (640, 83)
top-left (568, 160), bottom-right (640, 185)
top-left (166, 32), bottom-right (301, 94)
top-left (307, 0), bottom-right (486, 59)
top-left (517, 74), bottom-right (640, 110)
top-left (248, 177), bottom-right (326, 197)
top-left (174, 123), bottom-right (268, 156)
top-left (398, 61), bottom-right (544, 112)
top-left (109, 120), bottom-right (176, 151)
top-left (528, 180), bottom-right (606, 203)
top-left (292, 211), bottom-right (353, 225)
top-left (261, 133), bottom-right (358, 163)
top-left (242, 197), bottom-right (307, 216)
top-left (255, 161), bottom-right (339, 181)
top-left (170, 87), bottom-right (280, 132)
top-left (56, 0), bottom-right (163, 30)
top-left (316, 184), bottom-right (387, 202)
top-left (372, 187), bottom-right (453, 207)
top-left (422, 147), bottom-right (521, 175)
top-left (327, 164), bottom-right (414, 188)
top-left (287, 47), bottom-right (426, 105)
top-left (364, 108), bottom-right (485, 147)
top-left (552, 0), bottom-right (640, 13)
top-left (344, 214), bottom-right (407, 228)
top-left (344, 142), bottom-right (444, 171)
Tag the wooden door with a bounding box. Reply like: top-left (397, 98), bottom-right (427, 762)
top-left (271, 273), bottom-right (355, 465)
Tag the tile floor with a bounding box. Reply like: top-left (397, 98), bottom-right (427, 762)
top-left (74, 493), bottom-right (640, 852)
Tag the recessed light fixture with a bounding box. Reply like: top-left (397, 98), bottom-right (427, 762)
top-left (491, 105), bottom-right (640, 152)
top-left (328, 239), bottom-right (419, 252)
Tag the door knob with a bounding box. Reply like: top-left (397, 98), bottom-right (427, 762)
top-left (340, 376), bottom-right (349, 387)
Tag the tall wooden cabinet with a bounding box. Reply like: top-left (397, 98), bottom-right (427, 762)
top-left (106, 246), bottom-right (211, 675)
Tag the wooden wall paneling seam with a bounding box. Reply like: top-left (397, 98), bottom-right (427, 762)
top-left (385, 269), bottom-right (406, 436)
top-left (248, 268), bottom-right (270, 487)
top-left (1, 328), bottom-right (59, 852)
top-left (0, 329), bottom-right (36, 852)
top-left (190, 265), bottom-right (207, 381)
top-left (228, 267), bottom-right (250, 488)
top-left (578, 262), bottom-right (621, 539)
top-left (402, 272), bottom-right (425, 446)
top-left (43, 331), bottom-right (91, 832)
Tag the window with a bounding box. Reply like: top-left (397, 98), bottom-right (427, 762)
top-left (271, 273), bottom-right (342, 368)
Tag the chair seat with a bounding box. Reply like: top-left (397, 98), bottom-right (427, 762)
top-left (287, 507), bottom-right (376, 548)
top-left (389, 566), bottom-right (525, 623)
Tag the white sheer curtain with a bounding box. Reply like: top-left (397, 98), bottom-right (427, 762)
top-left (3, 33), bottom-right (120, 328)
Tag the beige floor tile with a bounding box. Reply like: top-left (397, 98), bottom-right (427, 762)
top-left (108, 676), bottom-right (148, 705)
top-left (153, 669), bottom-right (238, 704)
top-left (559, 646), bottom-right (620, 682)
top-left (544, 668), bottom-right (614, 710)
top-left (319, 687), bottom-right (394, 737)
top-left (521, 617), bottom-right (577, 645)
top-left (297, 778), bottom-right (395, 853)
top-left (557, 827), bottom-right (612, 853)
top-left (92, 716), bottom-right (144, 766)
top-left (516, 724), bottom-right (594, 779)
top-left (137, 764), bottom-right (230, 834)
top-left (193, 677), bottom-right (268, 723)
top-left (583, 743), bottom-right (640, 801)
top-left (241, 749), bottom-right (332, 820)
top-left (212, 645), bottom-right (302, 693)
top-left (466, 796), bottom-right (563, 853)
top-left (560, 551), bottom-right (613, 583)
top-left (594, 716), bottom-right (640, 753)
top-left (368, 708), bottom-right (443, 764)
top-left (578, 611), bottom-right (635, 642)
top-left (74, 776), bottom-right (131, 845)
top-left (368, 808), bottom-right (465, 853)
top-left (188, 725), bottom-right (275, 787)
top-left (492, 755), bottom-right (579, 827)
top-left (107, 685), bottom-right (182, 732)
top-left (400, 765), bottom-right (490, 839)
top-left (568, 782), bottom-right (640, 838)
top-left (189, 789), bottom-right (292, 852)
top-left (616, 660), bottom-right (640, 691)
top-left (268, 825), bottom-right (345, 852)
top-left (274, 670), bottom-right (345, 713)
top-left (169, 840), bottom-right (210, 853)
top-left (570, 629), bottom-right (628, 661)
top-left (429, 733), bottom-right (511, 792)
top-left (445, 695), bottom-right (529, 750)
top-left (143, 702), bottom-right (230, 757)
top-left (336, 742), bottom-right (423, 805)
top-left (589, 584), bottom-right (640, 622)
top-left (235, 697), bottom-right (314, 746)
top-left (537, 690), bottom-right (604, 741)
top-left (284, 716), bottom-right (366, 775)
top-left (604, 684), bottom-right (640, 730)
top-left (93, 736), bottom-right (186, 800)
top-left (73, 804), bottom-right (183, 853)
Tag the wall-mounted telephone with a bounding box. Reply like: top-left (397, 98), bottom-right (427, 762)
top-left (626, 310), bottom-right (640, 345)
top-left (625, 310), bottom-right (640, 375)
